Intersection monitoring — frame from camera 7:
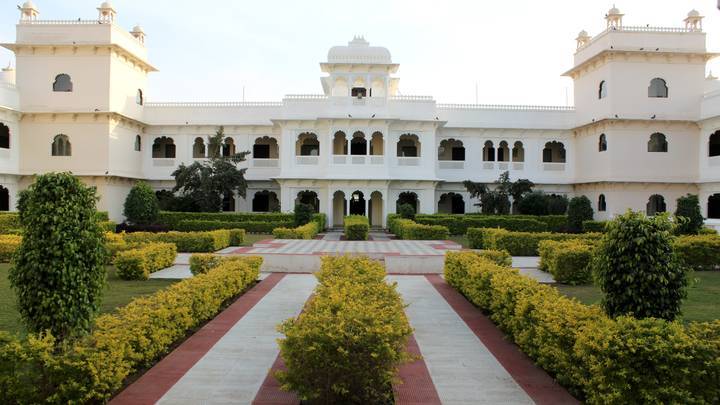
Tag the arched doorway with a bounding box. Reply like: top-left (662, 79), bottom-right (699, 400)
top-left (438, 193), bottom-right (465, 214)
top-left (0, 186), bottom-right (8, 211)
top-left (646, 194), bottom-right (666, 216)
top-left (332, 191), bottom-right (347, 226)
top-left (349, 191), bottom-right (366, 216)
top-left (396, 191), bottom-right (419, 214)
top-left (708, 194), bottom-right (720, 219)
top-left (370, 191), bottom-right (383, 227)
top-left (252, 190), bottom-right (279, 212)
top-left (296, 190), bottom-right (319, 213)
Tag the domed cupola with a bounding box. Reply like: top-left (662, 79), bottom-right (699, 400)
top-left (327, 36), bottom-right (392, 65)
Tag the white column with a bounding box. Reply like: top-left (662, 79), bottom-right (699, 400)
top-left (364, 196), bottom-right (369, 217)
top-left (345, 195), bottom-right (350, 218)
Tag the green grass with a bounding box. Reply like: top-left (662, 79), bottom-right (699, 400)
top-left (244, 233), bottom-right (273, 246)
top-left (554, 271), bottom-right (720, 323)
top-left (0, 264), bottom-right (178, 335)
top-left (449, 235), bottom-right (469, 248)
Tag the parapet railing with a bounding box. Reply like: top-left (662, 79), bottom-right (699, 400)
top-left (284, 94), bottom-right (327, 100)
top-left (577, 25), bottom-right (700, 52)
top-left (144, 101), bottom-right (283, 108)
top-left (19, 19), bottom-right (109, 25)
top-left (389, 95), bottom-right (434, 101)
top-left (437, 103), bottom-right (575, 112)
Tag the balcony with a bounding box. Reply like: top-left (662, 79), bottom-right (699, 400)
top-left (152, 158), bottom-right (175, 167)
top-left (332, 155), bottom-right (385, 165)
top-left (543, 162), bottom-right (566, 171)
top-left (397, 157), bottom-right (420, 166)
top-left (438, 161), bottom-right (465, 170)
top-left (252, 158), bottom-right (279, 168)
top-left (296, 156), bottom-right (319, 165)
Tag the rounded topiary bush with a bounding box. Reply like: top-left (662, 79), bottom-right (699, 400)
top-left (567, 195), bottom-right (594, 233)
top-left (674, 194), bottom-right (703, 235)
top-left (123, 181), bottom-right (160, 225)
top-left (593, 210), bottom-right (687, 321)
top-left (294, 202), bottom-right (314, 226)
top-left (9, 173), bottom-right (106, 341)
top-left (397, 203), bottom-right (415, 220)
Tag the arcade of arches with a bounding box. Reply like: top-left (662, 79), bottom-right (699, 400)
top-left (331, 190), bottom-right (384, 227)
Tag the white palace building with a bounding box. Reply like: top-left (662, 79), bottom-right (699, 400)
top-left (0, 2), bottom-right (720, 228)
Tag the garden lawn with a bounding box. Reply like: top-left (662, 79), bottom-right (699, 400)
top-left (0, 264), bottom-right (177, 335)
top-left (449, 235), bottom-right (470, 248)
top-left (244, 233), bottom-right (273, 246)
top-left (555, 271), bottom-right (720, 323)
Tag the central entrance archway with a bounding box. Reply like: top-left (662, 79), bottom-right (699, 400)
top-left (349, 191), bottom-right (366, 216)
top-left (332, 191), bottom-right (347, 226)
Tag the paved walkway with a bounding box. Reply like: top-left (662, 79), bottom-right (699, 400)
top-left (114, 273), bottom-right (575, 404)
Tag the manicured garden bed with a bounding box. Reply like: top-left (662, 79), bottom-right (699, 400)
top-left (0, 264), bottom-right (178, 335)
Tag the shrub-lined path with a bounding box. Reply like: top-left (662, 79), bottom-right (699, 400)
top-left (111, 273), bottom-right (577, 405)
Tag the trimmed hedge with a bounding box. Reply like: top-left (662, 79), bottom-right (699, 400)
top-left (0, 256), bottom-right (262, 403)
top-left (0, 234), bottom-right (21, 262)
top-left (473, 248), bottom-right (513, 267)
top-left (158, 211), bottom-right (294, 230)
top-left (444, 251), bottom-right (720, 403)
top-left (416, 214), bottom-right (548, 235)
top-left (388, 215), bottom-right (449, 240)
top-left (0, 212), bottom-right (112, 235)
top-left (114, 242), bottom-right (177, 280)
top-left (344, 215), bottom-right (369, 240)
top-left (276, 256), bottom-right (412, 403)
top-left (674, 234), bottom-right (720, 270)
top-left (538, 240), bottom-right (594, 285)
top-left (582, 220), bottom-right (607, 233)
top-left (188, 254), bottom-right (262, 276)
top-left (272, 214), bottom-right (326, 239)
top-left (122, 229), bottom-right (232, 252)
top-left (176, 219), bottom-right (292, 233)
top-left (466, 227), bottom-right (601, 256)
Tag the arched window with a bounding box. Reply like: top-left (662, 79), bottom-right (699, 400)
top-left (134, 135), bottom-right (141, 151)
top-left (512, 141), bottom-right (525, 162)
top-left (222, 137), bottom-right (235, 157)
top-left (648, 133), bottom-right (668, 152)
top-left (646, 194), bottom-right (666, 216)
top-left (370, 132), bottom-right (384, 155)
top-left (438, 139), bottom-right (464, 161)
top-left (350, 131), bottom-right (367, 155)
top-left (598, 194), bottom-right (607, 212)
top-left (708, 194), bottom-right (720, 219)
top-left (296, 190), bottom-right (320, 212)
top-left (253, 190), bottom-right (280, 212)
top-left (0, 123), bottom-right (9, 149)
top-left (598, 134), bottom-right (607, 152)
top-left (333, 131), bottom-right (348, 155)
top-left (0, 185), bottom-right (8, 211)
top-left (253, 136), bottom-right (278, 159)
top-left (397, 134), bottom-right (421, 157)
top-left (709, 131), bottom-right (720, 157)
top-left (296, 133), bottom-right (319, 156)
top-left (598, 80), bottom-right (607, 99)
top-left (136, 89), bottom-right (144, 105)
top-left (396, 191), bottom-right (419, 213)
top-left (497, 141), bottom-right (510, 162)
top-left (152, 136), bottom-right (176, 158)
top-left (483, 141), bottom-right (495, 161)
top-left (438, 192), bottom-right (465, 214)
top-left (192, 137), bottom-right (206, 158)
top-left (543, 141), bottom-right (566, 163)
top-left (51, 134), bottom-right (71, 156)
top-left (648, 78), bottom-right (668, 98)
top-left (53, 74), bottom-right (73, 92)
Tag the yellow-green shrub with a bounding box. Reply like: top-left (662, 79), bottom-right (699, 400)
top-left (276, 256), bottom-right (412, 404)
top-left (388, 215), bottom-right (449, 240)
top-left (0, 256), bottom-right (262, 403)
top-left (0, 234), bottom-right (21, 262)
top-left (343, 215), bottom-right (369, 240)
top-left (467, 227), bottom-right (601, 255)
top-left (122, 229), bottom-right (231, 252)
top-left (443, 251), bottom-right (720, 403)
top-left (188, 253), bottom-right (262, 276)
top-left (474, 249), bottom-right (512, 267)
top-left (674, 234), bottom-right (720, 270)
top-left (114, 242), bottom-right (177, 280)
top-left (229, 228), bottom-right (245, 246)
top-left (538, 240), bottom-right (595, 285)
top-left (272, 221), bottom-right (319, 239)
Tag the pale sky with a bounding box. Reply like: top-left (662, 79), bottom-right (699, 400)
top-left (1, 0), bottom-right (718, 106)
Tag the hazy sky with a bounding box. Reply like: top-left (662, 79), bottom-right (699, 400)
top-left (1, 0), bottom-right (718, 105)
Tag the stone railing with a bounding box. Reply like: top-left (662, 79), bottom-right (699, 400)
top-left (577, 25), bottom-right (700, 52)
top-left (437, 103), bottom-right (575, 112)
top-left (284, 94), bottom-right (327, 100)
top-left (390, 95), bottom-right (434, 102)
top-left (145, 101), bottom-right (282, 108)
top-left (19, 19), bottom-right (106, 25)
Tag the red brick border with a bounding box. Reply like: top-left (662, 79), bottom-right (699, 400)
top-left (425, 275), bottom-right (579, 405)
top-left (252, 354), bottom-right (299, 405)
top-left (110, 273), bottom-right (287, 405)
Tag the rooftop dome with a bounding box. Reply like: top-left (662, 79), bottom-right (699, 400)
top-left (100, 1), bottom-right (114, 8)
top-left (22, 1), bottom-right (36, 9)
top-left (608, 6), bottom-right (621, 15)
top-left (688, 9), bottom-right (700, 17)
top-left (327, 36), bottom-right (392, 64)
top-left (132, 25), bottom-right (144, 33)
top-left (578, 30), bottom-right (589, 37)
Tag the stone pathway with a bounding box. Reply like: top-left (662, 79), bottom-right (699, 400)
top-left (113, 273), bottom-right (575, 405)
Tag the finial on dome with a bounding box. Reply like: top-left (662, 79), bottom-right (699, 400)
top-left (605, 5), bottom-right (624, 29)
top-left (19, 1), bottom-right (39, 21)
top-left (684, 9), bottom-right (703, 31)
top-left (97, 1), bottom-right (116, 24)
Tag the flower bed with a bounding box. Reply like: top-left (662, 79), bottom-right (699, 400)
top-left (0, 256), bottom-right (262, 403)
top-left (276, 256), bottom-right (412, 403)
top-left (444, 251), bottom-right (720, 404)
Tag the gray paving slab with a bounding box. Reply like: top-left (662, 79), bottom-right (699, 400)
top-left (150, 264), bottom-right (192, 279)
top-left (512, 256), bottom-right (540, 268)
top-left (518, 267), bottom-right (556, 283)
top-left (390, 275), bottom-right (533, 405)
top-left (157, 274), bottom-right (317, 405)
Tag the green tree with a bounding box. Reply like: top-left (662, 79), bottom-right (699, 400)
top-left (567, 195), bottom-right (594, 233)
top-left (123, 182), bottom-right (159, 225)
top-left (546, 194), bottom-right (569, 215)
top-left (294, 203), bottom-right (314, 226)
top-left (464, 172), bottom-right (534, 214)
top-left (10, 173), bottom-right (106, 342)
top-left (172, 126), bottom-right (249, 212)
top-left (397, 203), bottom-right (415, 220)
top-left (593, 211), bottom-right (687, 320)
top-left (516, 191), bottom-right (549, 215)
top-left (674, 194), bottom-right (703, 235)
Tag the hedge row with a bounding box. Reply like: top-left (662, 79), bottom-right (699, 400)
top-left (415, 214), bottom-right (568, 234)
top-left (272, 214), bottom-right (326, 240)
top-left (538, 240), bottom-right (594, 285)
top-left (122, 229), bottom-right (244, 252)
top-left (388, 215), bottom-right (449, 240)
top-left (444, 251), bottom-right (720, 404)
top-left (674, 235), bottom-right (720, 270)
top-left (0, 256), bottom-right (262, 403)
top-left (188, 254), bottom-right (263, 276)
top-left (175, 219), bottom-right (293, 233)
top-left (114, 242), bottom-right (177, 280)
top-left (0, 212), bottom-right (111, 235)
top-left (344, 215), bottom-right (369, 240)
top-left (159, 211), bottom-right (294, 229)
top-left (0, 235), bottom-right (21, 262)
top-left (467, 227), bottom-right (601, 255)
top-left (582, 220), bottom-right (607, 233)
top-left (276, 256), bottom-right (413, 403)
